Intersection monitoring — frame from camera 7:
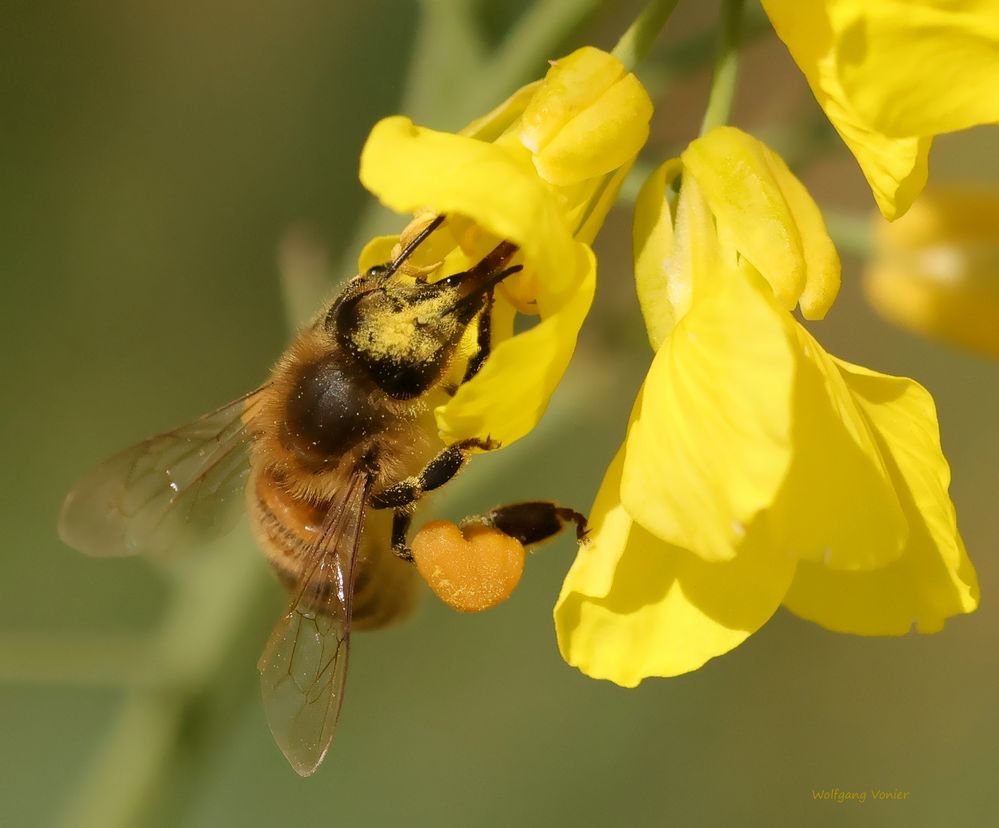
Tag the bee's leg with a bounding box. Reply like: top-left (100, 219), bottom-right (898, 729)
top-left (440, 290), bottom-right (494, 396)
top-left (466, 501), bottom-right (588, 546)
top-left (370, 437), bottom-right (497, 511)
top-left (390, 510), bottom-right (414, 562)
top-left (462, 289), bottom-right (494, 384)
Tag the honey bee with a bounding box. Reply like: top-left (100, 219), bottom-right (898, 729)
top-left (58, 215), bottom-right (586, 776)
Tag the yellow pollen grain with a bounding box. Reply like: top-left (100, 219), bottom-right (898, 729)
top-left (411, 520), bottom-right (525, 612)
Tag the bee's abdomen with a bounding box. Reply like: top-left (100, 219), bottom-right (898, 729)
top-left (248, 469), bottom-right (417, 629)
top-left (249, 468), bottom-right (324, 558)
top-left (349, 531), bottom-right (419, 630)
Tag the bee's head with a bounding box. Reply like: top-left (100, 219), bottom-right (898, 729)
top-left (329, 261), bottom-right (519, 400)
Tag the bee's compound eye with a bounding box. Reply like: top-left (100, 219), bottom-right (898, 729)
top-left (410, 520), bottom-right (525, 612)
top-left (366, 264), bottom-right (392, 280)
top-left (436, 273), bottom-right (463, 288)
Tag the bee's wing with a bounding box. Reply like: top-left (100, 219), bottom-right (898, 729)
top-left (58, 388), bottom-right (267, 558)
top-left (258, 468), bottom-right (371, 777)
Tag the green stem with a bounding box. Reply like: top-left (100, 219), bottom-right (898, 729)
top-left (638, 4), bottom-right (769, 97)
top-left (699, 0), bottom-right (745, 135)
top-left (612, 0), bottom-right (682, 72)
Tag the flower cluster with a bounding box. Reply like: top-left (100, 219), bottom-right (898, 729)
top-left (358, 46), bottom-right (652, 448)
top-left (554, 128), bottom-right (978, 686)
top-left (355, 0), bottom-right (995, 686)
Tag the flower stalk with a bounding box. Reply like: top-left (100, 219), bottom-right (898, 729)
top-left (699, 0), bottom-right (745, 135)
top-left (611, 0), bottom-right (682, 71)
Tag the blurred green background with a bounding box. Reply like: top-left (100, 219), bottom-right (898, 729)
top-left (3, 2), bottom-right (998, 826)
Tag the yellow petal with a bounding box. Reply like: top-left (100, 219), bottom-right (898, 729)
top-left (555, 448), bottom-right (796, 686)
top-left (681, 127), bottom-right (840, 316)
top-left (620, 270), bottom-right (797, 561)
top-left (835, 0), bottom-right (999, 138)
top-left (783, 361), bottom-right (979, 634)
top-left (460, 81), bottom-right (540, 142)
top-left (519, 47), bottom-right (624, 154)
top-left (633, 159), bottom-right (683, 349)
top-left (532, 73), bottom-right (653, 186)
top-left (767, 157), bottom-right (841, 319)
top-left (768, 325), bottom-right (908, 570)
top-left (865, 187), bottom-right (999, 359)
top-left (356, 222), bottom-right (456, 278)
top-left (357, 235), bottom-right (399, 272)
top-left (435, 245), bottom-right (595, 446)
top-left (682, 128), bottom-right (801, 308)
top-left (837, 123), bottom-right (931, 223)
top-left (487, 289), bottom-right (518, 348)
top-left (761, 0), bottom-right (931, 219)
top-left (661, 174), bottom-right (721, 324)
top-left (360, 116), bottom-right (577, 305)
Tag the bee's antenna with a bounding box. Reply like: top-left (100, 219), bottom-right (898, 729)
top-left (386, 214), bottom-right (446, 278)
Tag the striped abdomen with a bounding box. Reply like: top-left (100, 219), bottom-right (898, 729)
top-left (248, 468), bottom-right (418, 630)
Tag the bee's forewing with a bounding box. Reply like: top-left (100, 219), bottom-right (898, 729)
top-left (258, 468), bottom-right (371, 777)
top-left (58, 388), bottom-right (266, 558)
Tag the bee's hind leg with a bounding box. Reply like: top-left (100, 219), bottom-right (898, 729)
top-left (390, 510), bottom-right (414, 562)
top-left (373, 438), bottom-right (499, 563)
top-left (465, 501), bottom-right (588, 548)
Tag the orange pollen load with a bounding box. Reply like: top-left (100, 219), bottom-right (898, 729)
top-left (411, 520), bottom-right (526, 613)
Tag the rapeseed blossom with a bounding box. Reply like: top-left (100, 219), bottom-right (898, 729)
top-left (762, 0), bottom-right (999, 219)
top-left (359, 47), bottom-right (652, 447)
top-left (555, 128), bottom-right (978, 687)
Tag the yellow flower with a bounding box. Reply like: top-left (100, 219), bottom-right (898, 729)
top-left (555, 127), bottom-right (978, 688)
top-left (761, 0), bottom-right (999, 220)
top-left (358, 46), bottom-right (652, 448)
top-left (865, 186), bottom-right (999, 359)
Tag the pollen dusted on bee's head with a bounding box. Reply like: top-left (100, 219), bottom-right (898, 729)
top-left (352, 288), bottom-right (459, 364)
top-left (411, 520), bottom-right (525, 612)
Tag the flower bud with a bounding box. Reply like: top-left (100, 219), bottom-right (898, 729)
top-left (519, 47), bottom-right (653, 187)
